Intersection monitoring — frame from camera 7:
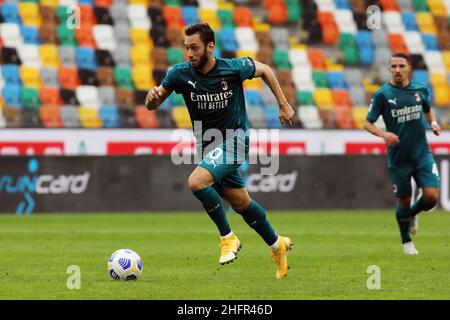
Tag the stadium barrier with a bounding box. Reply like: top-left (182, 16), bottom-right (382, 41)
top-left (0, 155), bottom-right (449, 214)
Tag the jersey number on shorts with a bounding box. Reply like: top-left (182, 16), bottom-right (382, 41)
top-left (432, 163), bottom-right (440, 177)
top-left (207, 147), bottom-right (223, 169)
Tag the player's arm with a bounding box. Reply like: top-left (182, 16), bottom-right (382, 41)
top-left (423, 106), bottom-right (442, 136)
top-left (145, 85), bottom-right (172, 111)
top-left (253, 60), bottom-right (294, 127)
top-left (364, 120), bottom-right (399, 146)
top-left (364, 92), bottom-right (399, 146)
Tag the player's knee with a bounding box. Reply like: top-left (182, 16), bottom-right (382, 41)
top-left (187, 175), bottom-right (211, 192)
top-left (232, 199), bottom-right (251, 214)
top-left (424, 193), bottom-right (439, 208)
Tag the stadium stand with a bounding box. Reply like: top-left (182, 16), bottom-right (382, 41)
top-left (0, 0), bottom-right (449, 129)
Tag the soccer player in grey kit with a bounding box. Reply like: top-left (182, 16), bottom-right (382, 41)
top-left (146, 23), bottom-right (295, 279)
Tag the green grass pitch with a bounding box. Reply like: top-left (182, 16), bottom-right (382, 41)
top-left (0, 210), bottom-right (449, 300)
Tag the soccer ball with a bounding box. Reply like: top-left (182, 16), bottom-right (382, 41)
top-left (108, 249), bottom-right (143, 280)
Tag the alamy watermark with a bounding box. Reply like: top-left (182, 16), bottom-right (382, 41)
top-left (66, 265), bottom-right (81, 289)
top-left (170, 122), bottom-right (280, 175)
top-left (66, 5), bottom-right (81, 30)
top-left (366, 5), bottom-right (382, 30)
top-left (366, 265), bottom-right (381, 290)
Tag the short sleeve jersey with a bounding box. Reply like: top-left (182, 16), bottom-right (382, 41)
top-left (366, 80), bottom-right (432, 167)
top-left (162, 57), bottom-right (256, 150)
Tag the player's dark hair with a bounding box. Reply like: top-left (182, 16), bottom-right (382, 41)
top-left (185, 23), bottom-right (215, 46)
top-left (391, 52), bottom-right (411, 64)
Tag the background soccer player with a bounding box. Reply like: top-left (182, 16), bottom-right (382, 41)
top-left (145, 23), bottom-right (295, 279)
top-left (364, 53), bottom-right (442, 255)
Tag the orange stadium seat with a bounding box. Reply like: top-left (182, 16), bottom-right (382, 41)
top-left (234, 7), bottom-right (253, 27)
top-left (40, 87), bottom-right (62, 106)
top-left (75, 24), bottom-right (96, 48)
top-left (135, 106), bottom-right (160, 128)
top-left (39, 104), bottom-right (62, 128)
top-left (58, 67), bottom-right (81, 90)
top-left (163, 6), bottom-right (185, 29)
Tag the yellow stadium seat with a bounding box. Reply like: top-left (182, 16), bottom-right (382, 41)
top-left (236, 50), bottom-right (256, 59)
top-left (40, 0), bottom-right (58, 7)
top-left (19, 66), bottom-right (41, 89)
top-left (39, 45), bottom-right (60, 67)
top-left (198, 8), bottom-right (221, 30)
top-left (441, 51), bottom-right (450, 71)
top-left (243, 77), bottom-right (263, 90)
top-left (314, 88), bottom-right (334, 109)
top-left (19, 2), bottom-right (41, 27)
top-left (218, 1), bottom-right (234, 10)
top-left (427, 0), bottom-right (447, 16)
top-left (253, 23), bottom-right (271, 32)
top-left (429, 72), bottom-right (448, 86)
top-left (130, 28), bottom-right (153, 47)
top-left (352, 106), bottom-right (369, 129)
top-left (432, 84), bottom-right (450, 106)
top-left (130, 45), bottom-right (152, 66)
top-left (416, 12), bottom-right (437, 34)
top-left (132, 65), bottom-right (155, 90)
top-left (129, 0), bottom-right (150, 5)
top-left (172, 106), bottom-right (192, 129)
top-left (79, 106), bottom-right (102, 128)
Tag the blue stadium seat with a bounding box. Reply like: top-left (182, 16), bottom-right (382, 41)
top-left (264, 106), bottom-right (281, 128)
top-left (21, 26), bottom-right (41, 45)
top-left (2, 84), bottom-right (22, 108)
top-left (78, 0), bottom-right (94, 5)
top-left (245, 90), bottom-right (264, 107)
top-left (1, 3), bottom-right (20, 23)
top-left (412, 69), bottom-right (429, 85)
top-left (402, 12), bottom-right (418, 31)
top-left (182, 6), bottom-right (199, 25)
top-left (335, 0), bottom-right (351, 9)
top-left (422, 34), bottom-right (440, 51)
top-left (99, 105), bottom-right (120, 128)
top-left (218, 28), bottom-right (239, 52)
top-left (359, 48), bottom-right (375, 65)
top-left (76, 47), bottom-right (98, 70)
top-left (2, 64), bottom-right (21, 85)
top-left (327, 72), bottom-right (347, 89)
top-left (356, 31), bottom-right (373, 48)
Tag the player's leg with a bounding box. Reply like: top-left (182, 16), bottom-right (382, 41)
top-left (191, 145), bottom-right (245, 265)
top-left (390, 166), bottom-right (418, 254)
top-left (411, 160), bottom-right (440, 216)
top-left (221, 180), bottom-right (293, 279)
top-left (188, 166), bottom-right (233, 239)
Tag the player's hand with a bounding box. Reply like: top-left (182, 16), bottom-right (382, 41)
top-left (382, 132), bottom-right (400, 146)
top-left (145, 86), bottom-right (162, 110)
top-left (431, 121), bottom-right (441, 136)
top-left (279, 103), bottom-right (295, 127)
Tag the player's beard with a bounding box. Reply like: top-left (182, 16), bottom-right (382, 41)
top-left (192, 48), bottom-right (209, 70)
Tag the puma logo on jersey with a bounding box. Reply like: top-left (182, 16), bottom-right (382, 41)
top-left (388, 98), bottom-right (397, 105)
top-left (188, 81), bottom-right (197, 89)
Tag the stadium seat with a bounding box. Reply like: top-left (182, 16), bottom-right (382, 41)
top-left (1, 23), bottom-right (23, 48)
top-left (76, 86), bottom-right (100, 107)
top-left (39, 22), bottom-right (58, 44)
top-left (20, 66), bottom-right (41, 89)
top-left (298, 105), bottom-right (323, 129)
top-left (116, 88), bottom-right (135, 109)
top-left (39, 104), bottom-right (63, 128)
top-left (314, 88), bottom-right (333, 109)
top-left (93, 25), bottom-right (117, 51)
top-left (128, 4), bottom-right (151, 29)
top-left (99, 105), bottom-right (120, 128)
top-left (135, 106), bottom-right (160, 128)
top-left (39, 45), bottom-right (60, 67)
top-left (56, 24), bottom-right (77, 46)
top-left (132, 65), bottom-right (154, 90)
top-left (2, 85), bottom-right (22, 108)
top-left (1, 3), bottom-right (21, 24)
top-left (60, 105), bottom-right (81, 128)
top-left (59, 66), bottom-right (81, 89)
top-left (74, 23), bottom-right (96, 47)
top-left (172, 106), bottom-right (192, 128)
top-left (40, 87), bottom-right (62, 107)
top-left (40, 68), bottom-right (59, 87)
top-left (76, 47), bottom-right (97, 70)
top-left (22, 108), bottom-right (41, 128)
top-left (79, 106), bottom-right (102, 128)
top-left (21, 87), bottom-right (41, 109)
top-left (2, 64), bottom-right (21, 85)
top-left (78, 68), bottom-right (99, 86)
top-left (21, 26), bottom-right (41, 45)
top-left (233, 6), bottom-right (253, 27)
top-left (352, 106), bottom-right (369, 129)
